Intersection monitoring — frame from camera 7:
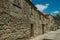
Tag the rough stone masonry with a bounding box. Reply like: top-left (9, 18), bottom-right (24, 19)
top-left (0, 0), bottom-right (55, 40)
top-left (0, 0), bottom-right (32, 40)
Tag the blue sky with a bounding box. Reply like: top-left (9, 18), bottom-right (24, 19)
top-left (31, 0), bottom-right (60, 16)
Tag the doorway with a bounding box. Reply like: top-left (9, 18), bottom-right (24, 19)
top-left (30, 24), bottom-right (34, 37)
top-left (42, 24), bottom-right (45, 34)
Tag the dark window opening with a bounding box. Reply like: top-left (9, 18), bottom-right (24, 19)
top-left (13, 0), bottom-right (21, 8)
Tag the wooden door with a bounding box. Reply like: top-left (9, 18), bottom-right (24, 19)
top-left (30, 24), bottom-right (34, 37)
top-left (42, 24), bottom-right (44, 34)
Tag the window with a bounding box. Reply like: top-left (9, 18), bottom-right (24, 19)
top-left (13, 0), bottom-right (21, 8)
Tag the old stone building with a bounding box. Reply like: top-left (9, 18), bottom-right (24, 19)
top-left (0, 0), bottom-right (31, 40)
top-left (0, 0), bottom-right (55, 40)
top-left (40, 14), bottom-right (48, 34)
top-left (0, 0), bottom-right (42, 40)
top-left (48, 15), bottom-right (55, 31)
top-left (40, 14), bottom-right (55, 34)
top-left (43, 14), bottom-right (50, 33)
top-left (43, 14), bottom-right (55, 32)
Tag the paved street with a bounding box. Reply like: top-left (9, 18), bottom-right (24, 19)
top-left (54, 29), bottom-right (60, 40)
top-left (30, 29), bottom-right (60, 40)
top-left (44, 29), bottom-right (60, 40)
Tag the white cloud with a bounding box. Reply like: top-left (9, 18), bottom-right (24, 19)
top-left (52, 11), bottom-right (59, 13)
top-left (35, 4), bottom-right (49, 12)
top-left (50, 11), bottom-right (59, 16)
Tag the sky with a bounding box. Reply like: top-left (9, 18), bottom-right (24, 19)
top-left (31, 0), bottom-right (60, 16)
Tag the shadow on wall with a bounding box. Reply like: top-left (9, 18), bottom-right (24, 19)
top-left (43, 39), bottom-right (53, 40)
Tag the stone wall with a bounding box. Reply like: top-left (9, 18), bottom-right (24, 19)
top-left (0, 11), bottom-right (30, 40)
top-left (0, 0), bottom-right (55, 40)
top-left (0, 0), bottom-right (42, 40)
top-left (0, 0), bottom-right (31, 40)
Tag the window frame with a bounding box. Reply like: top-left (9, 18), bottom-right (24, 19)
top-left (13, 0), bottom-right (21, 8)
